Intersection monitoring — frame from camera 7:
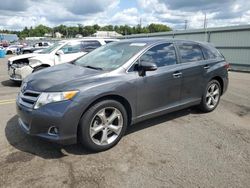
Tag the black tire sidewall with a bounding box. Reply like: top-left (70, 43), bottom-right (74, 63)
top-left (79, 100), bottom-right (128, 152)
top-left (201, 80), bottom-right (221, 112)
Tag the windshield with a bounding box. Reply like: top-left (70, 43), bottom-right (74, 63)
top-left (74, 41), bottom-right (146, 71)
top-left (39, 41), bottom-right (63, 54)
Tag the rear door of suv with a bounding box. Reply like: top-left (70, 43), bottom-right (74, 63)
top-left (175, 42), bottom-right (206, 103)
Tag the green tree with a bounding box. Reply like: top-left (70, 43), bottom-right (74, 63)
top-left (148, 23), bottom-right (172, 33)
top-left (3, 22), bottom-right (172, 39)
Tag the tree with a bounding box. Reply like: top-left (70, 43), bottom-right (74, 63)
top-left (148, 23), bottom-right (172, 33)
top-left (1, 23), bottom-right (172, 39)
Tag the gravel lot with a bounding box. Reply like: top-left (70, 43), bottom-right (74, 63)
top-left (0, 55), bottom-right (249, 188)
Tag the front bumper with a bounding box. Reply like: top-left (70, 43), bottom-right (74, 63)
top-left (8, 64), bottom-right (33, 81)
top-left (16, 94), bottom-right (83, 145)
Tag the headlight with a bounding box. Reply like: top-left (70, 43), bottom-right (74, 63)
top-left (34, 91), bottom-right (78, 109)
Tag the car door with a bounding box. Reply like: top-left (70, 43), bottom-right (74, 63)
top-left (56, 41), bottom-right (85, 64)
top-left (134, 43), bottom-right (182, 118)
top-left (176, 42), bottom-right (205, 103)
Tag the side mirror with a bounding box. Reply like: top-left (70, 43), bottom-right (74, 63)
top-left (56, 50), bottom-right (64, 56)
top-left (138, 61), bottom-right (157, 76)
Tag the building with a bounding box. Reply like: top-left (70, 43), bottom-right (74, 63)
top-left (55, 32), bottom-right (63, 38)
top-left (75, 34), bottom-right (83, 38)
top-left (25, 37), bottom-right (46, 40)
top-left (92, 31), bottom-right (122, 38)
top-left (0, 33), bottom-right (18, 42)
top-left (44, 33), bottom-right (53, 37)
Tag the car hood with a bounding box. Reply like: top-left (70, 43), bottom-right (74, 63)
top-left (24, 63), bottom-right (106, 92)
top-left (8, 54), bottom-right (36, 62)
top-left (29, 54), bottom-right (54, 65)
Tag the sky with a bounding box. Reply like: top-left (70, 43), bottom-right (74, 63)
top-left (0, 0), bottom-right (250, 30)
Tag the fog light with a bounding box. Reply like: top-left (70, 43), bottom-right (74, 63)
top-left (48, 126), bottom-right (59, 136)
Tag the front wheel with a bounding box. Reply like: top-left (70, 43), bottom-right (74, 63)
top-left (78, 100), bottom-right (128, 152)
top-left (199, 80), bottom-right (221, 112)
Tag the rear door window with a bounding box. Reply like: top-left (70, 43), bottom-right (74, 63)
top-left (82, 41), bottom-right (101, 52)
top-left (140, 43), bottom-right (177, 68)
top-left (178, 43), bottom-right (204, 63)
top-left (60, 41), bottom-right (82, 54)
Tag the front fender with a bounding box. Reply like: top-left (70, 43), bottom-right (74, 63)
top-left (73, 76), bottom-right (137, 122)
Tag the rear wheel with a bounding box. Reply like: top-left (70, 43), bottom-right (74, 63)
top-left (199, 80), bottom-right (221, 112)
top-left (6, 50), bottom-right (12, 55)
top-left (78, 100), bottom-right (128, 152)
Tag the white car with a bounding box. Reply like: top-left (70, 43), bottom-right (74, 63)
top-left (8, 38), bottom-right (119, 81)
top-left (20, 42), bottom-right (52, 54)
top-left (5, 45), bottom-right (23, 54)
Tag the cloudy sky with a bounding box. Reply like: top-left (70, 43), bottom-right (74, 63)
top-left (0, 0), bottom-right (250, 30)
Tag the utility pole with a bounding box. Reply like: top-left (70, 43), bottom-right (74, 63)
top-left (204, 12), bottom-right (207, 42)
top-left (203, 12), bottom-right (207, 29)
top-left (184, 20), bottom-right (188, 30)
top-left (139, 17), bottom-right (142, 33)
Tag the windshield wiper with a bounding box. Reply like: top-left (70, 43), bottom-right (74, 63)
top-left (83, 65), bottom-right (103, 70)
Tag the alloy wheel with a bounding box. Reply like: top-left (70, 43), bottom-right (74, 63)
top-left (89, 107), bottom-right (123, 146)
top-left (206, 83), bottom-right (220, 109)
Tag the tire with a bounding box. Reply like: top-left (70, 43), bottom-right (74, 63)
top-left (78, 100), bottom-right (128, 152)
top-left (33, 66), bottom-right (46, 72)
top-left (6, 51), bottom-right (12, 55)
top-left (199, 80), bottom-right (221, 112)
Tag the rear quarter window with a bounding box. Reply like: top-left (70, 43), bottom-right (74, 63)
top-left (201, 45), bottom-right (223, 60)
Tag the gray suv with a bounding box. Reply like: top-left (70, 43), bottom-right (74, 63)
top-left (16, 38), bottom-right (229, 151)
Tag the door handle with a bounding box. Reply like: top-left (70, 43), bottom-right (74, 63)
top-left (204, 65), bottom-right (210, 69)
top-left (172, 72), bottom-right (182, 78)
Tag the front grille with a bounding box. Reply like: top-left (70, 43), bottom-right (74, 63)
top-left (19, 90), bottom-right (40, 108)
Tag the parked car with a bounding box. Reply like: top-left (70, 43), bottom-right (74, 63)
top-left (0, 41), bottom-right (9, 47)
top-left (21, 42), bottom-right (52, 54)
top-left (8, 38), bottom-right (118, 81)
top-left (16, 38), bottom-right (229, 152)
top-left (5, 45), bottom-right (23, 54)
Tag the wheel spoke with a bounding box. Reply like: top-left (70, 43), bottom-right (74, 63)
top-left (107, 109), bottom-right (120, 124)
top-left (207, 97), bottom-right (212, 106)
top-left (210, 96), bottom-right (216, 105)
top-left (213, 89), bottom-right (219, 96)
top-left (90, 125), bottom-right (103, 137)
top-left (108, 124), bottom-right (122, 135)
top-left (211, 84), bottom-right (215, 92)
top-left (101, 128), bottom-right (108, 144)
top-left (96, 109), bottom-right (107, 124)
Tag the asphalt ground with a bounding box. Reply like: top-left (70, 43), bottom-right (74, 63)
top-left (0, 55), bottom-right (250, 188)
